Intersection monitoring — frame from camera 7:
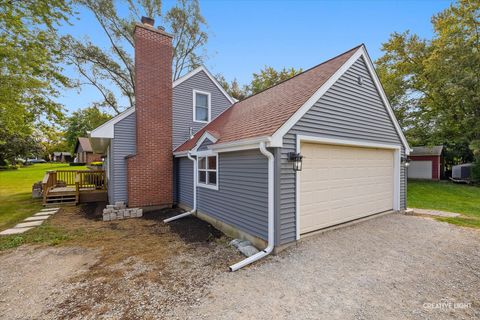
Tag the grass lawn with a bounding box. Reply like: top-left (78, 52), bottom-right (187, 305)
top-left (408, 180), bottom-right (480, 228)
top-left (0, 163), bottom-right (87, 230)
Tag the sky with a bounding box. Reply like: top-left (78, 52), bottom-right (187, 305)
top-left (58, 0), bottom-right (452, 114)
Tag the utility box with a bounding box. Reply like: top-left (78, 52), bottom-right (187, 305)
top-left (452, 163), bottom-right (473, 180)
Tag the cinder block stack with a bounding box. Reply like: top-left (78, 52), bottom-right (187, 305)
top-left (103, 202), bottom-right (143, 221)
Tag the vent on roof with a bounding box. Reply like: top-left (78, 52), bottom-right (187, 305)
top-left (357, 76), bottom-right (364, 86)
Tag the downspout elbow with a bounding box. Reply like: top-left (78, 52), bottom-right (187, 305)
top-left (229, 141), bottom-right (275, 271)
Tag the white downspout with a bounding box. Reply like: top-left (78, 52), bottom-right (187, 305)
top-left (164, 152), bottom-right (197, 223)
top-left (229, 142), bottom-right (274, 271)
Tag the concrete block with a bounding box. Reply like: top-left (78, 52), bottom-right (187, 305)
top-left (110, 212), bottom-right (117, 220)
top-left (34, 211), bottom-right (55, 216)
top-left (103, 208), bottom-right (113, 214)
top-left (15, 221), bottom-right (44, 228)
top-left (24, 216), bottom-right (50, 222)
top-left (124, 210), bottom-right (130, 218)
top-left (103, 213), bottom-right (110, 221)
top-left (41, 208), bottom-right (59, 212)
top-left (117, 211), bottom-right (124, 220)
top-left (137, 209), bottom-right (143, 217)
top-left (115, 201), bottom-right (125, 207)
top-left (106, 205), bottom-right (115, 209)
top-left (0, 227), bottom-right (33, 236)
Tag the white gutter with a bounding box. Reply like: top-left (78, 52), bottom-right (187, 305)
top-left (163, 152), bottom-right (197, 223)
top-left (229, 142), bottom-right (274, 271)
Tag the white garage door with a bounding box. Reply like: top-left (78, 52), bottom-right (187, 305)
top-left (299, 143), bottom-right (394, 235)
top-left (407, 161), bottom-right (432, 179)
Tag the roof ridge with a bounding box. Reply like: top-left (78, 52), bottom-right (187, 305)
top-left (235, 44), bottom-right (363, 104)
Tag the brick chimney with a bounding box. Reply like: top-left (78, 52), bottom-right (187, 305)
top-left (127, 18), bottom-right (173, 208)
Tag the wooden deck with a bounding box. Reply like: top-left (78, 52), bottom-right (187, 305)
top-left (42, 170), bottom-right (107, 205)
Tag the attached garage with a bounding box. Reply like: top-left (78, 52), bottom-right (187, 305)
top-left (297, 139), bottom-right (400, 235)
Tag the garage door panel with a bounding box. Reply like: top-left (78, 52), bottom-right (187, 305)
top-left (299, 143), bottom-right (394, 235)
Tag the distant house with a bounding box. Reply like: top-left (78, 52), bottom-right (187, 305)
top-left (74, 137), bottom-right (102, 164)
top-left (408, 146), bottom-right (444, 180)
top-left (52, 152), bottom-right (72, 163)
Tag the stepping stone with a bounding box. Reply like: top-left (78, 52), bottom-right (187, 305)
top-left (41, 208), bottom-right (59, 212)
top-left (411, 208), bottom-right (461, 218)
top-left (0, 227), bottom-right (33, 236)
top-left (24, 216), bottom-right (50, 222)
top-left (15, 221), bottom-right (44, 228)
top-left (34, 211), bottom-right (56, 216)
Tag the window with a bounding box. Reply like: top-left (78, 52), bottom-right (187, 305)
top-left (198, 154), bottom-right (218, 189)
top-left (193, 90), bottom-right (211, 122)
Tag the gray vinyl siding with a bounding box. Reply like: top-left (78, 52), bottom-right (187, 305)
top-left (197, 138), bottom-right (213, 151)
top-left (176, 150), bottom-right (269, 240)
top-left (172, 70), bottom-right (232, 150)
top-left (176, 156), bottom-right (194, 207)
top-left (279, 57), bottom-right (406, 245)
top-left (109, 112), bottom-right (136, 204)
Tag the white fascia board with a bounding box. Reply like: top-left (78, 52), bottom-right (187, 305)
top-left (191, 131), bottom-right (219, 152)
top-left (90, 107), bottom-right (136, 139)
top-left (174, 151), bottom-right (189, 157)
top-left (270, 45), bottom-right (411, 154)
top-left (173, 66), bottom-right (236, 105)
top-left (208, 136), bottom-right (272, 153)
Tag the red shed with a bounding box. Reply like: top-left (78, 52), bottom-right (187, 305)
top-left (408, 146), bottom-right (443, 180)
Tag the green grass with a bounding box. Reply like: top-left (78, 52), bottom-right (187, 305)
top-left (0, 163), bottom-right (86, 230)
top-left (408, 180), bottom-right (480, 228)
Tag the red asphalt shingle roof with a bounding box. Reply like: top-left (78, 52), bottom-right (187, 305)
top-left (175, 45), bottom-right (361, 152)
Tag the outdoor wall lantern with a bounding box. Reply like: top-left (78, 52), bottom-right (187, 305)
top-left (288, 152), bottom-right (303, 171)
top-left (401, 156), bottom-right (411, 167)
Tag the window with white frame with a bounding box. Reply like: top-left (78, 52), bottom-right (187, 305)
top-left (198, 154), bottom-right (218, 189)
top-left (193, 90), bottom-right (211, 122)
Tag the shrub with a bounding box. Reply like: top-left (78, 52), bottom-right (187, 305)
top-left (69, 162), bottom-right (86, 166)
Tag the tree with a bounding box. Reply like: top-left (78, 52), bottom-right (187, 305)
top-left (64, 107), bottom-right (112, 152)
top-left (63, 0), bottom-right (208, 114)
top-left (217, 66), bottom-right (303, 101)
top-left (0, 0), bottom-right (72, 165)
top-left (248, 66), bottom-right (303, 95)
top-left (376, 0), bottom-right (480, 167)
top-left (216, 75), bottom-right (248, 101)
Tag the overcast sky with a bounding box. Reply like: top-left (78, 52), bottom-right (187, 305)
top-left (57, 0), bottom-right (452, 114)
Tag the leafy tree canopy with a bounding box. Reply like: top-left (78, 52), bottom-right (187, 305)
top-left (376, 0), bottom-right (479, 167)
top-left (63, 0), bottom-right (208, 114)
top-left (0, 0), bottom-right (72, 164)
top-left (218, 66), bottom-right (303, 101)
top-left (64, 107), bottom-right (112, 153)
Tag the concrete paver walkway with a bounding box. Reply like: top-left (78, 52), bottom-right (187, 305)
top-left (409, 208), bottom-right (461, 218)
top-left (0, 208), bottom-right (59, 236)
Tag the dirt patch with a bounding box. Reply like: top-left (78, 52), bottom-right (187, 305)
top-left (0, 203), bottom-right (240, 319)
top-left (0, 246), bottom-right (98, 320)
top-left (144, 209), bottom-right (223, 243)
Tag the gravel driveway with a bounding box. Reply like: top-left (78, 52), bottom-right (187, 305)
top-left (182, 214), bottom-right (480, 320)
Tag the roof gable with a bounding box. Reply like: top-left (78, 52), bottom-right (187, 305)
top-left (175, 45), bottom-right (361, 152)
top-left (175, 45), bottom-right (411, 154)
top-left (75, 137), bottom-right (93, 153)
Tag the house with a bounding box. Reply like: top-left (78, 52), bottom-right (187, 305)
top-left (90, 17), bottom-right (410, 269)
top-left (74, 137), bottom-right (102, 164)
top-left (407, 146), bottom-right (443, 180)
top-left (52, 152), bottom-right (72, 163)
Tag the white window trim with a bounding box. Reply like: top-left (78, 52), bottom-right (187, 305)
top-left (193, 89), bottom-right (211, 123)
top-left (196, 152), bottom-right (219, 190)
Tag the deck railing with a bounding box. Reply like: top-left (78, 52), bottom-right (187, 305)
top-left (42, 170), bottom-right (107, 205)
